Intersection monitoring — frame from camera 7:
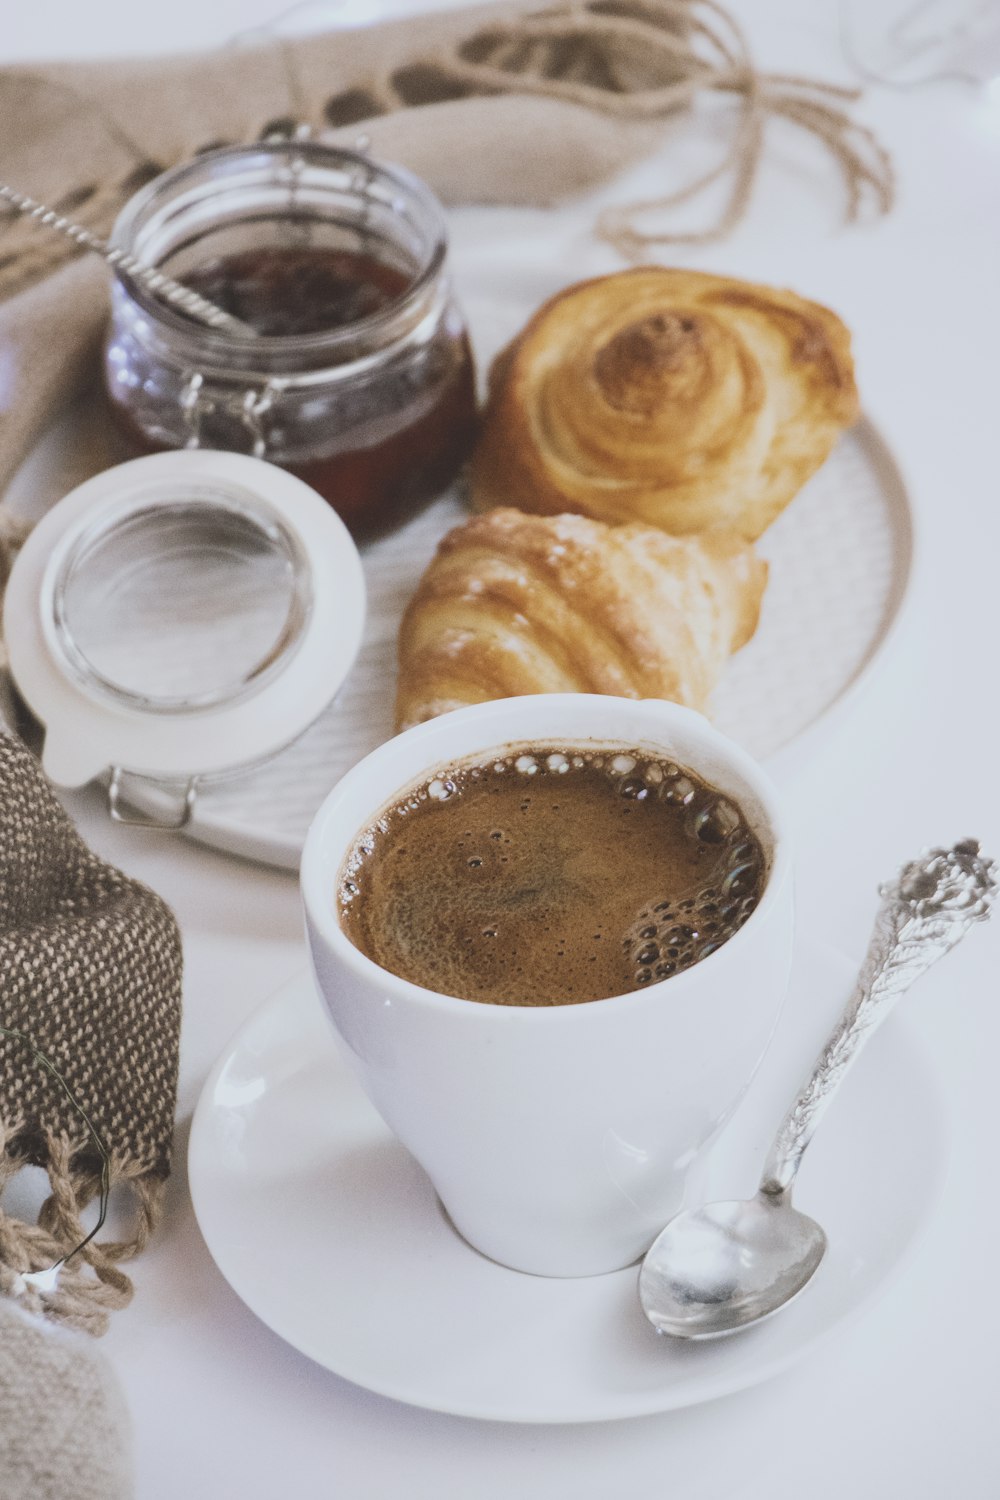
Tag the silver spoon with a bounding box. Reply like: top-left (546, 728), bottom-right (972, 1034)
top-left (640, 839), bottom-right (997, 1340)
top-left (0, 181), bottom-right (255, 339)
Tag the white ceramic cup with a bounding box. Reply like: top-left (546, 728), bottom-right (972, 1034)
top-left (302, 694), bottom-right (793, 1278)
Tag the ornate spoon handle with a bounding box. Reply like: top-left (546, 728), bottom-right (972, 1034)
top-left (0, 182), bottom-right (254, 338)
top-left (760, 840), bottom-right (996, 1199)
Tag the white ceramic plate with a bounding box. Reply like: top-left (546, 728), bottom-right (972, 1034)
top-left (4, 262), bottom-right (914, 868)
top-left (189, 942), bottom-right (947, 1423)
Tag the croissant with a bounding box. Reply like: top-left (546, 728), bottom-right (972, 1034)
top-left (395, 508), bottom-right (767, 730)
top-left (470, 268), bottom-right (858, 540)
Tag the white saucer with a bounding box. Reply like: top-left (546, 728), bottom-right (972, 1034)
top-left (189, 941), bottom-right (947, 1424)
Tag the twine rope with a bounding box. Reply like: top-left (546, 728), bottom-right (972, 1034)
top-left (416, 0), bottom-right (894, 252)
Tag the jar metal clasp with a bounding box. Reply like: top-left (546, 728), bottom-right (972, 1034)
top-left (108, 767), bottom-right (200, 830)
top-left (180, 370), bottom-right (288, 459)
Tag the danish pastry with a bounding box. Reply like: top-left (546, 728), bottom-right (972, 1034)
top-left (395, 507), bottom-right (766, 730)
top-left (470, 268), bottom-right (858, 540)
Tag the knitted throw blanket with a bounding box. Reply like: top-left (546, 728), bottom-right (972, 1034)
top-left (0, 733), bottom-right (182, 1336)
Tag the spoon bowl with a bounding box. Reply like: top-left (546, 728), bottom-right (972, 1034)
top-left (639, 1194), bottom-right (827, 1338)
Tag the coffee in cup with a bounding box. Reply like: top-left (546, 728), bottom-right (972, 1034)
top-left (338, 745), bottom-right (765, 1006)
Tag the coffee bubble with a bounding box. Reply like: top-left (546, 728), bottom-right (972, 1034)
top-left (620, 778), bottom-right (650, 800)
top-left (691, 798), bottom-right (740, 844)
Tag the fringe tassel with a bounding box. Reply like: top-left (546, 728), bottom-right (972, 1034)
top-left (0, 1126), bottom-right (165, 1337)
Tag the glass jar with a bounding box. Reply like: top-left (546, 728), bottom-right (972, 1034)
top-left (103, 142), bottom-right (477, 537)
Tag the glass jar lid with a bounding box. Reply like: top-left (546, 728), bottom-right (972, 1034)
top-left (52, 488), bottom-right (311, 714)
top-left (4, 451), bottom-right (366, 791)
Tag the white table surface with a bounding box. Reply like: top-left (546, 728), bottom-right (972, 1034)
top-left (6, 1), bottom-right (1000, 1495)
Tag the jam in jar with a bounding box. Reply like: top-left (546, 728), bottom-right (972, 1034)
top-left (103, 143), bottom-right (477, 536)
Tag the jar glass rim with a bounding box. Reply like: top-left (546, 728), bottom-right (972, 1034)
top-left (109, 140), bottom-right (449, 361)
